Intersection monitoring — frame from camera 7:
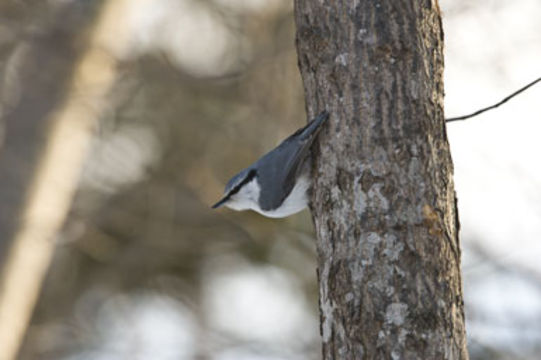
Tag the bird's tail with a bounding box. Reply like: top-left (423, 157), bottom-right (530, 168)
top-left (295, 111), bottom-right (329, 142)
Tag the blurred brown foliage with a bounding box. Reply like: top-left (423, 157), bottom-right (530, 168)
top-left (1, 1), bottom-right (318, 359)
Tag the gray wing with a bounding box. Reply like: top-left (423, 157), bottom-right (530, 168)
top-left (256, 111), bottom-right (328, 211)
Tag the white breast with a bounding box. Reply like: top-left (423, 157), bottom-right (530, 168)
top-left (256, 176), bottom-right (310, 218)
top-left (224, 176), bottom-right (311, 218)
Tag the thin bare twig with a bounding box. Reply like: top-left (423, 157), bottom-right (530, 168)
top-left (446, 77), bottom-right (541, 122)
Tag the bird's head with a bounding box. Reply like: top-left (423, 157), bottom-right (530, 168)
top-left (212, 168), bottom-right (259, 211)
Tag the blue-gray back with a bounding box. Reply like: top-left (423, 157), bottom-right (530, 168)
top-left (256, 111), bottom-right (328, 210)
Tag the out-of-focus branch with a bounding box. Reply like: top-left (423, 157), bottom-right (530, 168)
top-left (0, 1), bottom-right (131, 358)
top-left (466, 240), bottom-right (541, 293)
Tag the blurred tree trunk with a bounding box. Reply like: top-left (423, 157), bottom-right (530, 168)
top-left (0, 1), bottom-right (119, 359)
top-left (294, 1), bottom-right (468, 359)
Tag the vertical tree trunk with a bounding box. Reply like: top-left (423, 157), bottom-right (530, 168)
top-left (294, 1), bottom-right (468, 359)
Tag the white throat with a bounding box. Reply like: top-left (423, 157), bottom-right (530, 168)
top-left (225, 176), bottom-right (310, 218)
top-left (225, 178), bottom-right (261, 212)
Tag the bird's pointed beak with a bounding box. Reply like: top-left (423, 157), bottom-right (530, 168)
top-left (211, 196), bottom-right (229, 209)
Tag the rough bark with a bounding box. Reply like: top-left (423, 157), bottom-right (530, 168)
top-left (294, 1), bottom-right (468, 359)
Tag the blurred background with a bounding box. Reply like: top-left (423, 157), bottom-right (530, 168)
top-left (0, 0), bottom-right (540, 359)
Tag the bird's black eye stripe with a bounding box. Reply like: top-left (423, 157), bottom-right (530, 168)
top-left (227, 169), bottom-right (257, 197)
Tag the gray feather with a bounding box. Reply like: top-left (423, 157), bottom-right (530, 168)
top-left (256, 111), bottom-right (329, 210)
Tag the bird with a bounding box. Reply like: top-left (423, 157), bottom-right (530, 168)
top-left (212, 111), bottom-right (329, 218)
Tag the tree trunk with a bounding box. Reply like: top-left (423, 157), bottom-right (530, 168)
top-left (294, 1), bottom-right (468, 359)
